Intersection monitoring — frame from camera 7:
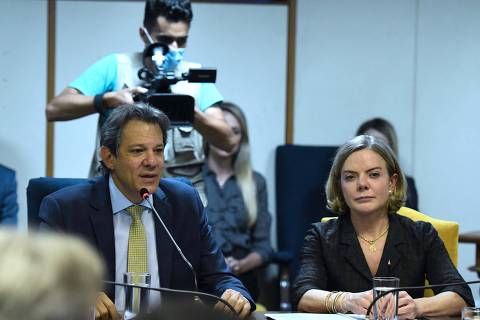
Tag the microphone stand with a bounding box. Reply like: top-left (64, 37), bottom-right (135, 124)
top-left (103, 280), bottom-right (238, 317)
top-left (140, 189), bottom-right (201, 302)
top-left (365, 279), bottom-right (480, 319)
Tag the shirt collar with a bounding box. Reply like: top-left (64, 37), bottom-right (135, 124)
top-left (108, 175), bottom-right (153, 215)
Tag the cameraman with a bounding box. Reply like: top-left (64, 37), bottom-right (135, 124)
top-left (46, 0), bottom-right (234, 201)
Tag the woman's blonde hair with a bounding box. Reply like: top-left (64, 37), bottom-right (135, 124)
top-left (208, 102), bottom-right (257, 226)
top-left (326, 135), bottom-right (407, 215)
top-left (0, 229), bottom-right (104, 320)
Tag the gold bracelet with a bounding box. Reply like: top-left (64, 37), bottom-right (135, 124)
top-left (338, 291), bottom-right (348, 313)
top-left (329, 291), bottom-right (339, 313)
top-left (325, 292), bottom-right (334, 313)
top-left (332, 291), bottom-right (343, 313)
top-left (334, 291), bottom-right (347, 313)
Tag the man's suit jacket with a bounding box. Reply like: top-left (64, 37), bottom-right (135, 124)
top-left (38, 175), bottom-right (254, 307)
top-left (0, 164), bottom-right (18, 225)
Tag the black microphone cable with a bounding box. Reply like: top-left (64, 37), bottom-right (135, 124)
top-left (139, 188), bottom-right (198, 292)
top-left (103, 280), bottom-right (239, 317)
top-left (365, 279), bottom-right (480, 318)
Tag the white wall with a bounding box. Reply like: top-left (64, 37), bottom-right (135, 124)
top-left (294, 0), bottom-right (417, 174)
top-left (0, 0), bottom-right (47, 230)
top-left (415, 0), bottom-right (480, 300)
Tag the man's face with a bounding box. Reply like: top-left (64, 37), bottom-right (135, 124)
top-left (101, 120), bottom-right (164, 203)
top-left (141, 16), bottom-right (190, 49)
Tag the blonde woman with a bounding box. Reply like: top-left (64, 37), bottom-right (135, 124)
top-left (356, 117), bottom-right (418, 210)
top-left (203, 102), bottom-right (272, 300)
top-left (293, 135), bottom-right (473, 318)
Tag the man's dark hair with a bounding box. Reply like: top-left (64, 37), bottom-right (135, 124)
top-left (100, 103), bottom-right (170, 159)
top-left (143, 0), bottom-right (193, 30)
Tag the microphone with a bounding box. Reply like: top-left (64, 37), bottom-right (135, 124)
top-left (365, 279), bottom-right (480, 318)
top-left (103, 280), bottom-right (238, 316)
top-left (139, 188), bottom-right (199, 292)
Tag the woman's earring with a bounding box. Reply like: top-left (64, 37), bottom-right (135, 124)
top-left (388, 189), bottom-right (393, 195)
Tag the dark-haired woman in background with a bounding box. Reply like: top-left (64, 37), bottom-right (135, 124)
top-left (357, 118), bottom-right (418, 210)
top-left (202, 102), bottom-right (272, 300)
top-left (293, 135), bottom-right (473, 318)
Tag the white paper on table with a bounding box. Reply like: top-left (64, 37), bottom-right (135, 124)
top-left (264, 313), bottom-right (365, 320)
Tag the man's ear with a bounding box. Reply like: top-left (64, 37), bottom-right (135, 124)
top-left (100, 146), bottom-right (115, 171)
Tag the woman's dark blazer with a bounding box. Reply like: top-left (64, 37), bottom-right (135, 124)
top-left (292, 213), bottom-right (474, 309)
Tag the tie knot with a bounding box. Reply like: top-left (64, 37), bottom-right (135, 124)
top-left (126, 205), bottom-right (144, 221)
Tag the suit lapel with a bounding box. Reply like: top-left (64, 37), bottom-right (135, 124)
top-left (377, 214), bottom-right (405, 276)
top-left (152, 188), bottom-right (174, 288)
top-left (340, 215), bottom-right (375, 281)
top-left (89, 177), bottom-right (116, 286)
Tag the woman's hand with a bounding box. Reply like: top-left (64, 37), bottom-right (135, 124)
top-left (342, 290), bottom-right (374, 315)
top-left (397, 291), bottom-right (419, 319)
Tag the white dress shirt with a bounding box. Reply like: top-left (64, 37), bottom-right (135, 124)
top-left (108, 176), bottom-right (160, 312)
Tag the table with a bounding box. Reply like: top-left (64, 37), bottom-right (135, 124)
top-left (252, 312), bottom-right (458, 320)
top-left (459, 230), bottom-right (480, 277)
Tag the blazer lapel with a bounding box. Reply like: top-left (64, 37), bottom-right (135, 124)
top-left (89, 177), bottom-right (116, 288)
top-left (340, 215), bottom-right (375, 281)
top-left (152, 189), bottom-right (173, 288)
top-left (377, 214), bottom-right (405, 276)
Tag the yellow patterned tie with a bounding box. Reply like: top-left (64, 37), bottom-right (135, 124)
top-left (126, 205), bottom-right (148, 274)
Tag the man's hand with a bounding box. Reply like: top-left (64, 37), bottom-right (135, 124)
top-left (342, 290), bottom-right (374, 315)
top-left (46, 86), bottom-right (148, 121)
top-left (95, 292), bottom-right (121, 320)
top-left (215, 289), bottom-right (251, 319)
top-left (103, 87), bottom-right (148, 108)
top-left (397, 291), bottom-right (418, 319)
top-left (193, 106), bottom-right (236, 153)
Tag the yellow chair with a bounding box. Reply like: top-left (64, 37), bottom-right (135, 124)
top-left (321, 207), bottom-right (459, 297)
top-left (397, 207), bottom-right (458, 296)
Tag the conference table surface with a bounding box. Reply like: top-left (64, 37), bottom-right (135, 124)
top-left (251, 312), bottom-right (458, 320)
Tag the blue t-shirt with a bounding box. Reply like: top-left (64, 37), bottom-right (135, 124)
top-left (69, 53), bottom-right (222, 111)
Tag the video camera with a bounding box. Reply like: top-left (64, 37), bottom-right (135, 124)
top-left (134, 42), bottom-right (217, 126)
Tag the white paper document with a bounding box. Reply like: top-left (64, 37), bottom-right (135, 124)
top-left (264, 313), bottom-right (365, 320)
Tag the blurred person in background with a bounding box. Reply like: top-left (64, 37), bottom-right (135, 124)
top-left (203, 102), bottom-right (273, 301)
top-left (0, 164), bottom-right (18, 225)
top-left (0, 229), bottom-right (104, 320)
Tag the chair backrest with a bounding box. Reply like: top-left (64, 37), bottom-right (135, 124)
top-left (275, 144), bottom-right (338, 280)
top-left (27, 177), bottom-right (92, 229)
top-left (397, 207), bottom-right (458, 266)
top-left (321, 207), bottom-right (459, 297)
top-left (397, 207), bottom-right (459, 297)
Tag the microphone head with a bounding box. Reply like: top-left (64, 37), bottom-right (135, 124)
top-left (139, 188), bottom-right (150, 199)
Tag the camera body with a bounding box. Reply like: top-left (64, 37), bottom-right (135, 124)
top-left (134, 42), bottom-right (217, 126)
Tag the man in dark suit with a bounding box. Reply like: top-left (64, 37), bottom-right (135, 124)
top-left (0, 164), bottom-right (18, 225)
top-left (39, 103), bottom-right (253, 320)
